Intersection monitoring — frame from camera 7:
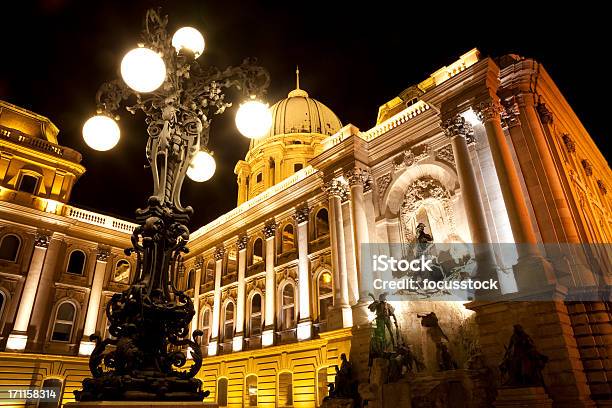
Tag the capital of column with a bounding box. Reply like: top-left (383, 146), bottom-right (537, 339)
top-left (442, 115), bottom-right (474, 139)
top-left (194, 255), bottom-right (204, 269)
top-left (96, 248), bottom-right (110, 262)
top-left (293, 204), bottom-right (310, 225)
top-left (474, 99), bottom-right (505, 123)
top-left (344, 167), bottom-right (372, 191)
top-left (501, 100), bottom-right (521, 128)
top-left (263, 220), bottom-right (277, 240)
top-left (322, 179), bottom-right (349, 199)
top-left (214, 246), bottom-right (225, 261)
top-left (34, 231), bottom-right (51, 248)
top-left (237, 234), bottom-right (249, 251)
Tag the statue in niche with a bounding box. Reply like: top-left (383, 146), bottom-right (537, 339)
top-left (500, 325), bottom-right (548, 387)
top-left (418, 312), bottom-right (458, 371)
top-left (415, 222), bottom-right (434, 255)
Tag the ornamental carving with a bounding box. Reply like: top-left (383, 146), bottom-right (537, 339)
top-left (246, 277), bottom-right (266, 294)
top-left (435, 144), bottom-right (455, 165)
top-left (96, 248), bottom-right (110, 262)
top-left (475, 100), bottom-right (504, 122)
top-left (401, 177), bottom-right (452, 214)
top-left (376, 173), bottom-right (392, 202)
top-left (322, 179), bottom-right (348, 199)
top-left (442, 115), bottom-right (473, 140)
top-left (393, 144), bottom-right (431, 171)
top-left (502, 101), bottom-right (521, 128)
top-left (293, 204), bottom-right (310, 225)
top-left (237, 234), bottom-right (249, 251)
top-left (597, 180), bottom-right (607, 195)
top-left (581, 159), bottom-right (593, 176)
top-left (194, 256), bottom-right (204, 269)
top-left (561, 134), bottom-right (576, 153)
top-left (263, 220), bottom-right (277, 239)
top-left (536, 103), bottom-right (553, 125)
top-left (214, 247), bottom-right (225, 261)
top-left (275, 268), bottom-right (298, 286)
top-left (34, 231), bottom-right (51, 248)
top-left (345, 167), bottom-right (372, 188)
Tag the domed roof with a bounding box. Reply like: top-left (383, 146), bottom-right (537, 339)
top-left (250, 68), bottom-right (342, 148)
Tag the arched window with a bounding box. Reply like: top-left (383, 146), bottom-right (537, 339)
top-left (113, 260), bottom-right (131, 283)
top-left (39, 378), bottom-right (64, 408)
top-left (315, 208), bottom-right (330, 238)
top-left (204, 259), bottom-right (215, 284)
top-left (186, 269), bottom-right (195, 290)
top-left (317, 368), bottom-right (329, 406)
top-left (226, 249), bottom-right (237, 276)
top-left (281, 284), bottom-right (295, 330)
top-left (51, 301), bottom-right (76, 342)
top-left (0, 234), bottom-right (20, 262)
top-left (222, 301), bottom-right (234, 341)
top-left (245, 374), bottom-right (258, 406)
top-left (66, 250), bottom-right (86, 275)
top-left (278, 372), bottom-right (293, 406)
top-left (281, 224), bottom-right (294, 253)
top-left (318, 271), bottom-right (333, 322)
top-left (217, 378), bottom-right (228, 407)
top-left (252, 238), bottom-right (263, 264)
top-left (201, 308), bottom-right (211, 345)
top-left (249, 293), bottom-right (262, 336)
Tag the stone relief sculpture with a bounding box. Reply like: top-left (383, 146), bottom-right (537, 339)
top-left (499, 324), bottom-right (548, 387)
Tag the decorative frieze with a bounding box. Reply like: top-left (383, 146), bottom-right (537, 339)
top-left (214, 246), bottom-right (225, 261)
top-left (474, 100), bottom-right (504, 122)
top-left (293, 204), bottom-right (311, 225)
top-left (581, 159), bottom-right (593, 176)
top-left (34, 231), bottom-right (51, 248)
top-left (263, 220), bottom-right (277, 239)
top-left (561, 134), bottom-right (576, 153)
top-left (392, 144), bottom-right (431, 171)
top-left (237, 235), bottom-right (249, 251)
top-left (536, 102), bottom-right (553, 125)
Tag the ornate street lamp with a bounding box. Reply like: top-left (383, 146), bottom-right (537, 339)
top-left (76, 9), bottom-right (271, 402)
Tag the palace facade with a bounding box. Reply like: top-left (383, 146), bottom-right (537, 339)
top-left (0, 49), bottom-right (610, 407)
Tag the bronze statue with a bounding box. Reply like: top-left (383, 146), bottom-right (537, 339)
top-left (329, 353), bottom-right (355, 399)
top-left (418, 312), bottom-right (457, 371)
top-left (415, 222), bottom-right (433, 256)
top-left (500, 325), bottom-right (548, 386)
top-left (368, 293), bottom-right (399, 349)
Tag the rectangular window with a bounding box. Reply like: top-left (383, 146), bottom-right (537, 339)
top-left (256, 172), bottom-right (263, 183)
top-left (293, 163), bottom-right (303, 172)
top-left (17, 174), bottom-right (39, 194)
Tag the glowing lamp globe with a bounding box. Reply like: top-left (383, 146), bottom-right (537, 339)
top-left (187, 150), bottom-right (216, 182)
top-left (172, 27), bottom-right (205, 57)
top-left (235, 100), bottom-right (272, 139)
top-left (120, 47), bottom-right (166, 93)
top-left (82, 115), bottom-right (120, 151)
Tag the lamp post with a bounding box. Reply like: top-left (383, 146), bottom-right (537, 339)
top-left (75, 8), bottom-right (272, 402)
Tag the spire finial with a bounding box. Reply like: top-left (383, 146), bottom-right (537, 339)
top-left (288, 65), bottom-right (309, 98)
top-left (296, 65), bottom-right (300, 90)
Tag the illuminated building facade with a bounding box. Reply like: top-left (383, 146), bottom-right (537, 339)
top-left (1, 49), bottom-right (610, 407)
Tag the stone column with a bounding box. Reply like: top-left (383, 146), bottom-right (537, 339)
top-left (262, 220), bottom-right (276, 347)
top-left (322, 179), bottom-right (352, 329)
top-left (293, 204), bottom-right (312, 340)
top-left (345, 167), bottom-right (372, 325)
top-left (233, 235), bottom-right (248, 351)
top-left (78, 248), bottom-right (109, 355)
top-left (208, 247), bottom-right (224, 356)
top-left (442, 115), bottom-right (500, 293)
top-left (475, 99), bottom-right (555, 289)
top-left (6, 232), bottom-right (50, 351)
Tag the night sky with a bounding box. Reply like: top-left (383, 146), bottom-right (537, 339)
top-left (2, 1), bottom-right (609, 229)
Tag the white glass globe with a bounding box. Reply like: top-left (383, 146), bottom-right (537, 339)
top-left (82, 115), bottom-right (120, 151)
top-left (172, 27), bottom-right (205, 57)
top-left (187, 150), bottom-right (216, 182)
top-left (235, 100), bottom-right (272, 139)
top-left (120, 47), bottom-right (166, 93)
